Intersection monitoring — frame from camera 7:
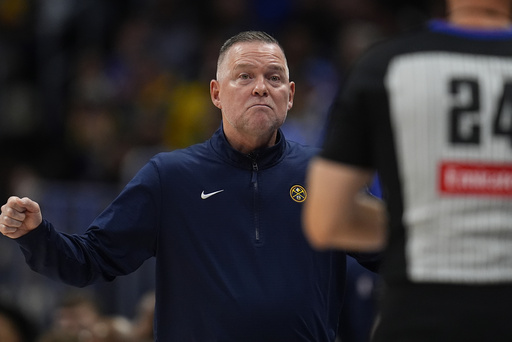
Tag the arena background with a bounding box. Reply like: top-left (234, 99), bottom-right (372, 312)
top-left (0, 0), bottom-right (442, 335)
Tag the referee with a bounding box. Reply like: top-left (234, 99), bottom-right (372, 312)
top-left (304, 0), bottom-right (512, 341)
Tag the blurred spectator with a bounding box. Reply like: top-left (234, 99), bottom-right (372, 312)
top-left (38, 330), bottom-right (79, 342)
top-left (39, 317), bottom-right (132, 342)
top-left (51, 291), bottom-right (103, 336)
top-left (129, 291), bottom-right (154, 342)
top-left (279, 21), bottom-right (339, 146)
top-left (43, 290), bottom-right (131, 342)
top-left (0, 299), bottom-right (39, 342)
top-left (335, 20), bottom-right (386, 74)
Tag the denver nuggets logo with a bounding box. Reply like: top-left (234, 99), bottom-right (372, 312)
top-left (290, 185), bottom-right (307, 203)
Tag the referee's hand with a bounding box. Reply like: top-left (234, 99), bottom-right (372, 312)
top-left (0, 196), bottom-right (42, 239)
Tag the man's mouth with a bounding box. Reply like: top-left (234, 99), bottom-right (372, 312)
top-left (249, 104), bottom-right (272, 109)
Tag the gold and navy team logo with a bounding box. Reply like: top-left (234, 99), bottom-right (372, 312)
top-left (290, 185), bottom-right (307, 203)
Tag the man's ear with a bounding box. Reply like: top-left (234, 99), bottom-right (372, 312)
top-left (288, 81), bottom-right (295, 110)
top-left (210, 79), bottom-right (222, 109)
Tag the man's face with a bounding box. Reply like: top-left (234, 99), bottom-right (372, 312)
top-left (210, 42), bottom-right (295, 140)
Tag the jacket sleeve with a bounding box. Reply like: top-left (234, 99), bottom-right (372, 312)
top-left (15, 159), bottom-right (162, 287)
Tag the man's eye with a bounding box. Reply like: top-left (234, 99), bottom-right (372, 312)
top-left (270, 75), bottom-right (281, 82)
top-left (239, 74), bottom-right (250, 80)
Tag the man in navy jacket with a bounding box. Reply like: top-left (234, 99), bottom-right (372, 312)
top-left (0, 31), bottom-right (379, 341)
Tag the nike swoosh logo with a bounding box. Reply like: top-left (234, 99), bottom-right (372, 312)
top-left (201, 190), bottom-right (224, 199)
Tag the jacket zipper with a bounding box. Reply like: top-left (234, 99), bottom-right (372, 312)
top-left (250, 157), bottom-right (260, 243)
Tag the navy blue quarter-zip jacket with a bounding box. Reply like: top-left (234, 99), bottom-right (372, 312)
top-left (16, 125), bottom-right (379, 341)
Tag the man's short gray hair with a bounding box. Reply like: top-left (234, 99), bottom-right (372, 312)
top-left (216, 31), bottom-right (288, 79)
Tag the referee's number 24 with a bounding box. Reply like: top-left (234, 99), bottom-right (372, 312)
top-left (449, 78), bottom-right (512, 146)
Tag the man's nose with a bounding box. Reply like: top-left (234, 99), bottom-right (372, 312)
top-left (252, 76), bottom-right (268, 96)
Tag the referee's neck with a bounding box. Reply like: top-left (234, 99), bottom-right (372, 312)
top-left (447, 0), bottom-right (512, 29)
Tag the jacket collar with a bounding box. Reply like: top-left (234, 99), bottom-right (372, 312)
top-left (209, 123), bottom-right (287, 170)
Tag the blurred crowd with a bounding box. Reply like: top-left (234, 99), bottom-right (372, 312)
top-left (0, 0), bottom-right (443, 341)
top-left (0, 0), bottom-right (442, 196)
top-left (1, 289), bottom-right (155, 342)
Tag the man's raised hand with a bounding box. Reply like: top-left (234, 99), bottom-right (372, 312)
top-left (0, 196), bottom-right (42, 239)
